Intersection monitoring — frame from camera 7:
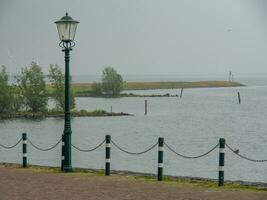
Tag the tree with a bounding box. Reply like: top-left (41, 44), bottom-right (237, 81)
top-left (10, 86), bottom-right (23, 112)
top-left (48, 64), bottom-right (75, 110)
top-left (91, 82), bottom-right (102, 95)
top-left (101, 67), bottom-right (123, 96)
top-left (0, 65), bottom-right (13, 113)
top-left (17, 62), bottom-right (48, 112)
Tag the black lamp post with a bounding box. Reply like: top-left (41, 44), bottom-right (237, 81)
top-left (55, 12), bottom-right (79, 172)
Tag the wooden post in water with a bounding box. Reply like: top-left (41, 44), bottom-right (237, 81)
top-left (110, 106), bottom-right (113, 113)
top-left (237, 92), bottom-right (241, 104)
top-left (180, 88), bottom-right (184, 98)
top-left (145, 100), bottom-right (148, 115)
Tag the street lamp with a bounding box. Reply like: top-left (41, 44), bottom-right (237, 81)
top-left (55, 12), bottom-right (79, 172)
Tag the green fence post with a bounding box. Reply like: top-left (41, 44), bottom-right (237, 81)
top-left (22, 133), bottom-right (27, 168)
top-left (105, 135), bottom-right (111, 176)
top-left (158, 137), bottom-right (164, 181)
top-left (218, 138), bottom-right (225, 186)
top-left (61, 134), bottom-right (65, 171)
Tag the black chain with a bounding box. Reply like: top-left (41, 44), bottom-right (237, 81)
top-left (72, 139), bottom-right (106, 152)
top-left (28, 138), bottom-right (62, 151)
top-left (226, 143), bottom-right (267, 162)
top-left (0, 138), bottom-right (22, 149)
top-left (111, 139), bottom-right (158, 155)
top-left (164, 142), bottom-right (219, 159)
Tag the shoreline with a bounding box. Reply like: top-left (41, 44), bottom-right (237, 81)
top-left (76, 92), bottom-right (180, 98)
top-left (71, 81), bottom-right (245, 97)
top-left (0, 163), bottom-right (266, 190)
top-left (0, 110), bottom-right (133, 120)
top-left (46, 80), bottom-right (245, 94)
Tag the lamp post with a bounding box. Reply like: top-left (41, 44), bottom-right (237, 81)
top-left (55, 12), bottom-right (79, 172)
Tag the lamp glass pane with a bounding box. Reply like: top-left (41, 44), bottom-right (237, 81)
top-left (56, 22), bottom-right (78, 41)
top-left (69, 23), bottom-right (78, 41)
top-left (56, 23), bottom-right (70, 41)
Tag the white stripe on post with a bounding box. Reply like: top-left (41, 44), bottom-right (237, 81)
top-left (158, 163), bottom-right (163, 168)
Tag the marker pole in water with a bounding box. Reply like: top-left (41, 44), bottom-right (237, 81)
top-left (105, 135), bottom-right (111, 176)
top-left (180, 88), bottom-right (184, 98)
top-left (218, 138), bottom-right (225, 186)
top-left (22, 133), bottom-right (27, 168)
top-left (158, 137), bottom-right (164, 181)
top-left (145, 100), bottom-right (148, 115)
top-left (237, 92), bottom-right (241, 104)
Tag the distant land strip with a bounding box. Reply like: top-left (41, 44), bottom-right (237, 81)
top-left (121, 81), bottom-right (245, 90)
top-left (66, 81), bottom-right (244, 95)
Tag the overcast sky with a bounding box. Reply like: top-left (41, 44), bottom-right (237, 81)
top-left (1, 0), bottom-right (267, 77)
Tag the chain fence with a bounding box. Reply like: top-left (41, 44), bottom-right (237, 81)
top-left (28, 138), bottom-right (62, 151)
top-left (2, 136), bottom-right (267, 163)
top-left (164, 142), bottom-right (219, 159)
top-left (72, 139), bottom-right (106, 152)
top-left (2, 133), bottom-right (267, 185)
top-left (226, 143), bottom-right (267, 162)
top-left (111, 139), bottom-right (158, 155)
top-left (0, 138), bottom-right (22, 149)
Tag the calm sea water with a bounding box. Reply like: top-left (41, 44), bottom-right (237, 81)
top-left (1, 76), bottom-right (267, 183)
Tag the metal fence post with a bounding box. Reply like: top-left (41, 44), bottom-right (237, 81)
top-left (218, 138), bottom-right (225, 186)
top-left (61, 134), bottom-right (65, 171)
top-left (105, 135), bottom-right (111, 176)
top-left (22, 133), bottom-right (27, 168)
top-left (158, 137), bottom-right (164, 181)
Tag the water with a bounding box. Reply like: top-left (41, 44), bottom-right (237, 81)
top-left (1, 77), bottom-right (267, 183)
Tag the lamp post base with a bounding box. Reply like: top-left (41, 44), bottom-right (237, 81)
top-left (63, 166), bottom-right (73, 172)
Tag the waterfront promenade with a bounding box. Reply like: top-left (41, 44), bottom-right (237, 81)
top-left (0, 166), bottom-right (265, 200)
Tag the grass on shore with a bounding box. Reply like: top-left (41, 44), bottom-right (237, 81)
top-left (46, 81), bottom-right (245, 95)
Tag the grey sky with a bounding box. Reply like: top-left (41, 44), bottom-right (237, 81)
top-left (1, 0), bottom-right (267, 76)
